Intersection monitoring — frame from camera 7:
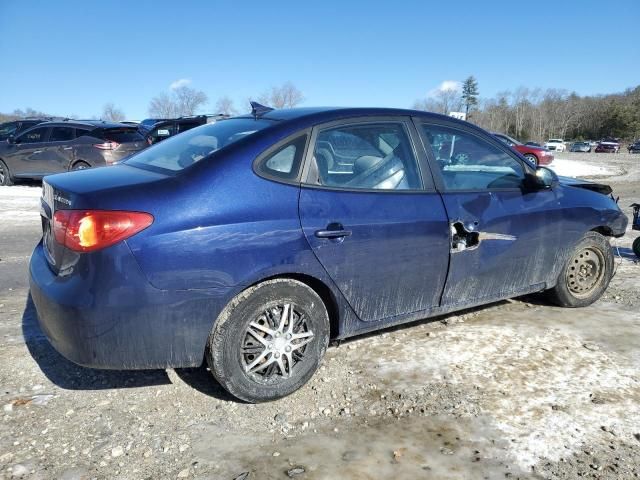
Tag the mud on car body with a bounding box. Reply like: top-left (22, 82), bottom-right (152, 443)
top-left (30, 105), bottom-right (627, 402)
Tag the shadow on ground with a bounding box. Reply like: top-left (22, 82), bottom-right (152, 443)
top-left (21, 291), bottom-right (239, 400)
top-left (22, 292), bottom-right (171, 390)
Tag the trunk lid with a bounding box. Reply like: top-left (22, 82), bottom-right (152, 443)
top-left (40, 164), bottom-right (167, 274)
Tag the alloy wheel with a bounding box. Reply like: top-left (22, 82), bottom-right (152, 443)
top-left (241, 303), bottom-right (314, 382)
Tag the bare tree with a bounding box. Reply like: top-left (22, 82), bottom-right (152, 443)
top-left (148, 87), bottom-right (208, 117)
top-left (148, 92), bottom-right (178, 117)
top-left (436, 87), bottom-right (462, 115)
top-left (173, 86), bottom-right (208, 116)
top-left (258, 82), bottom-right (304, 108)
top-left (215, 96), bottom-right (237, 116)
top-left (102, 103), bottom-right (125, 122)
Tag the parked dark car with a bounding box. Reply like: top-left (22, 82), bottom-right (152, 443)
top-left (627, 142), bottom-right (640, 154)
top-left (0, 118), bottom-right (52, 141)
top-left (29, 106), bottom-right (627, 402)
top-left (595, 142), bottom-right (620, 153)
top-left (492, 132), bottom-right (554, 166)
top-left (140, 115), bottom-right (228, 145)
top-left (570, 141), bottom-right (591, 153)
top-left (0, 120), bottom-right (146, 185)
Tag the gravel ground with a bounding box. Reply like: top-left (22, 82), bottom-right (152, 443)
top-left (1, 153), bottom-right (639, 479)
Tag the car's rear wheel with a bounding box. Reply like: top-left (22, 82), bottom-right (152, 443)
top-left (547, 231), bottom-right (613, 307)
top-left (71, 161), bottom-right (91, 171)
top-left (207, 279), bottom-right (330, 403)
top-left (524, 153), bottom-right (538, 166)
top-left (0, 160), bottom-right (14, 186)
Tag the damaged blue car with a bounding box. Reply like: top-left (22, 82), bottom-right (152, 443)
top-left (30, 105), bottom-right (627, 402)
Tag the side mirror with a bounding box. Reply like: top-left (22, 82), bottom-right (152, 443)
top-left (525, 166), bottom-right (557, 190)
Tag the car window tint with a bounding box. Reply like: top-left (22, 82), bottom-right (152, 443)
top-left (75, 128), bottom-right (89, 138)
top-left (177, 122), bottom-right (200, 133)
top-left (19, 127), bottom-right (48, 143)
top-left (126, 118), bottom-right (274, 172)
top-left (49, 127), bottom-right (75, 142)
top-left (421, 124), bottom-right (524, 191)
top-left (307, 122), bottom-right (421, 190)
top-left (258, 135), bottom-right (307, 180)
top-left (0, 122), bottom-right (18, 137)
top-left (100, 128), bottom-right (145, 143)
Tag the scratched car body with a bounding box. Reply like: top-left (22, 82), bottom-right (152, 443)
top-left (30, 106), bottom-right (627, 402)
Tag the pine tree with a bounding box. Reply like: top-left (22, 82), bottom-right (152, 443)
top-left (461, 76), bottom-right (479, 118)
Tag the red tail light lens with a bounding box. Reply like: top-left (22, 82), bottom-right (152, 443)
top-left (93, 141), bottom-right (120, 150)
top-left (52, 210), bottom-right (153, 252)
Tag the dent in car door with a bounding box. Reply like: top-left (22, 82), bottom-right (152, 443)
top-left (5, 127), bottom-right (51, 177)
top-left (418, 121), bottom-right (563, 307)
top-left (298, 118), bottom-right (450, 323)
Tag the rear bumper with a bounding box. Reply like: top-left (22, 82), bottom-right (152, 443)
top-left (29, 241), bottom-right (231, 369)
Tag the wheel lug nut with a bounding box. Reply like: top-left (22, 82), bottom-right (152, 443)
top-left (286, 334), bottom-right (292, 340)
top-left (285, 346), bottom-right (292, 352)
top-left (274, 352), bottom-right (280, 358)
top-left (268, 344), bottom-right (274, 349)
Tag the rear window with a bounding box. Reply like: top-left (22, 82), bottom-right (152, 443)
top-left (99, 128), bottom-right (145, 143)
top-left (125, 118), bottom-right (274, 172)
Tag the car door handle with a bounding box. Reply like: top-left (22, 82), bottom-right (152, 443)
top-left (33, 150), bottom-right (42, 154)
top-left (315, 226), bottom-right (352, 239)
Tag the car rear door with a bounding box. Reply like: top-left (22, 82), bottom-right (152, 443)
top-left (39, 126), bottom-right (77, 174)
top-left (298, 117), bottom-right (450, 324)
top-left (416, 119), bottom-right (563, 307)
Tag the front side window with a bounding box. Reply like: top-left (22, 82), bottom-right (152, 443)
top-left (422, 124), bottom-right (525, 191)
top-left (126, 118), bottom-right (274, 172)
top-left (0, 122), bottom-right (18, 138)
top-left (306, 122), bottom-right (421, 190)
top-left (18, 127), bottom-right (48, 144)
top-left (49, 127), bottom-right (75, 142)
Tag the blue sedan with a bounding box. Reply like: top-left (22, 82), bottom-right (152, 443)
top-left (29, 105), bottom-right (627, 402)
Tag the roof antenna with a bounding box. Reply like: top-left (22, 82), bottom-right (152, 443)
top-left (250, 101), bottom-right (274, 119)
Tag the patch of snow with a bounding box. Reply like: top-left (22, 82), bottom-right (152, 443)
top-left (0, 186), bottom-right (41, 223)
top-left (374, 324), bottom-right (640, 470)
top-left (549, 158), bottom-right (614, 178)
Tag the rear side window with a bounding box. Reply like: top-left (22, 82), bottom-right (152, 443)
top-left (256, 134), bottom-right (308, 181)
top-left (306, 122), bottom-right (421, 190)
top-left (177, 122), bottom-right (201, 133)
top-left (49, 127), bottom-right (75, 142)
top-left (99, 128), bottom-right (145, 143)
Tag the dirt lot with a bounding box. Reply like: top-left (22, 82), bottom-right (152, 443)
top-left (1, 152), bottom-right (639, 479)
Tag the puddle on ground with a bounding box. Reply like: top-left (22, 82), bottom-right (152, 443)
top-left (191, 415), bottom-right (530, 479)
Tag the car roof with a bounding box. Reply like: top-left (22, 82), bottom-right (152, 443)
top-left (234, 106), bottom-right (462, 125)
top-left (35, 120), bottom-right (137, 129)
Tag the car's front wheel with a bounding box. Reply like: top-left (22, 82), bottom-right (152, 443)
top-left (547, 231), bottom-right (613, 307)
top-left (207, 279), bottom-right (330, 403)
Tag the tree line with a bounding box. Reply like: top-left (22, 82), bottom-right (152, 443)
top-left (3, 79), bottom-right (639, 142)
top-left (414, 77), bottom-right (640, 142)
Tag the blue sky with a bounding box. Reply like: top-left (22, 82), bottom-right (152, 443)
top-left (1, 0), bottom-right (638, 119)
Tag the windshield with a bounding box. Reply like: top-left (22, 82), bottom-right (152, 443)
top-left (125, 118), bottom-right (274, 172)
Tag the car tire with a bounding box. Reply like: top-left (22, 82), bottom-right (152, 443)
top-left (547, 231), bottom-right (613, 308)
top-left (207, 279), bottom-right (330, 403)
top-left (524, 153), bottom-right (538, 166)
top-left (71, 161), bottom-right (91, 171)
top-left (633, 237), bottom-right (640, 258)
top-left (0, 160), bottom-right (14, 186)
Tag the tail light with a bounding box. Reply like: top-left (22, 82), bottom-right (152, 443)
top-left (52, 210), bottom-right (153, 252)
top-left (93, 141), bottom-right (120, 150)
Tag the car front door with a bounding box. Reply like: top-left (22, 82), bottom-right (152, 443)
top-left (298, 118), bottom-right (450, 325)
top-left (417, 120), bottom-right (563, 308)
top-left (4, 126), bottom-right (51, 177)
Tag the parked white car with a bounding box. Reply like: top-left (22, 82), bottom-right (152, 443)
top-left (545, 139), bottom-right (566, 152)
